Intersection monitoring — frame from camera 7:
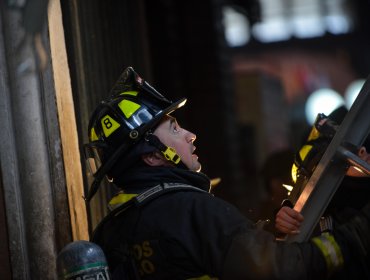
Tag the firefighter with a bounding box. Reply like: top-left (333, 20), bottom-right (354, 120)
top-left (86, 67), bottom-right (370, 279)
top-left (275, 112), bottom-right (370, 279)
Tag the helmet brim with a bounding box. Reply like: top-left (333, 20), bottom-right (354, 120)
top-left (160, 97), bottom-right (187, 117)
top-left (142, 97), bottom-right (187, 132)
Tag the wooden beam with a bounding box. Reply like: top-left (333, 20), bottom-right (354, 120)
top-left (47, 0), bottom-right (89, 241)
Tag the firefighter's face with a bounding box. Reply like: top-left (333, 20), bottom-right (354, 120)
top-left (346, 146), bottom-right (370, 177)
top-left (153, 115), bottom-right (201, 172)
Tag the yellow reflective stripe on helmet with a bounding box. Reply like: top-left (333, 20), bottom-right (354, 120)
top-left (108, 193), bottom-right (138, 210)
top-left (101, 115), bottom-right (121, 137)
top-left (312, 233), bottom-right (344, 276)
top-left (299, 145), bottom-right (312, 161)
top-left (118, 99), bottom-right (141, 119)
top-left (187, 275), bottom-right (218, 280)
top-left (120, 90), bottom-right (138, 96)
top-left (307, 125), bottom-right (320, 141)
top-left (90, 127), bottom-right (98, 141)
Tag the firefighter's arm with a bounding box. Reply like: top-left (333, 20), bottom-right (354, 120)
top-left (310, 201), bottom-right (370, 277)
top-left (335, 201), bottom-right (370, 257)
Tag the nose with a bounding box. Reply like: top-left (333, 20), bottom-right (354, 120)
top-left (186, 130), bottom-right (196, 143)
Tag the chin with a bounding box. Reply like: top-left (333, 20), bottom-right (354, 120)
top-left (185, 162), bottom-right (201, 172)
top-left (193, 163), bottom-right (202, 172)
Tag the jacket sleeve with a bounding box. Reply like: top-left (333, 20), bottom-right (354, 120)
top-left (189, 194), bottom-right (328, 279)
top-left (222, 229), bottom-right (327, 280)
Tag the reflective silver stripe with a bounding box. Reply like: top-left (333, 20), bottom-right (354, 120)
top-left (162, 182), bottom-right (208, 193)
top-left (135, 185), bottom-right (163, 203)
top-left (321, 235), bottom-right (340, 267)
top-left (312, 233), bottom-right (344, 275)
top-left (319, 215), bottom-right (333, 233)
top-left (135, 183), bottom-right (208, 204)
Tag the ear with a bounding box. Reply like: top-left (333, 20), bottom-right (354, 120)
top-left (142, 152), bottom-right (168, 167)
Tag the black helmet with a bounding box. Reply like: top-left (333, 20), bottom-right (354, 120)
top-left (84, 67), bottom-right (186, 201)
top-left (289, 113), bottom-right (339, 203)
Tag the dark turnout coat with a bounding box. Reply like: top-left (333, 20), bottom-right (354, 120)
top-left (91, 166), bottom-right (353, 280)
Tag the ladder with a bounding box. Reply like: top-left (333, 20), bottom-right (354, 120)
top-left (286, 76), bottom-right (370, 242)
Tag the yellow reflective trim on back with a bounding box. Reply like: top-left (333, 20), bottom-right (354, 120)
top-left (108, 193), bottom-right (137, 210)
top-left (120, 90), bottom-right (138, 96)
top-left (101, 115), bottom-right (120, 137)
top-left (299, 145), bottom-right (312, 161)
top-left (118, 99), bottom-right (141, 119)
top-left (90, 127), bottom-right (98, 141)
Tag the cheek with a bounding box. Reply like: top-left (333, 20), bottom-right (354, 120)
top-left (176, 146), bottom-right (189, 160)
top-left (161, 136), bottom-right (189, 161)
top-left (175, 145), bottom-right (192, 164)
top-left (161, 136), bottom-right (178, 151)
top-left (170, 138), bottom-right (186, 153)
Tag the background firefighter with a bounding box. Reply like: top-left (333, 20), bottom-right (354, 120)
top-left (275, 108), bottom-right (370, 279)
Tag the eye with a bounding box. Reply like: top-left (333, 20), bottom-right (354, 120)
top-left (173, 124), bottom-right (181, 133)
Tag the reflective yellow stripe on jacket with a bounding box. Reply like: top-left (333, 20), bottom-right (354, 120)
top-left (108, 192), bottom-right (137, 211)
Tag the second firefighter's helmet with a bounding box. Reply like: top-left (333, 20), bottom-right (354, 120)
top-left (84, 67), bottom-right (186, 201)
top-left (289, 113), bottom-right (339, 203)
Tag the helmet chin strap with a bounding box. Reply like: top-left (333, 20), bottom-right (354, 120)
top-left (145, 133), bottom-right (188, 170)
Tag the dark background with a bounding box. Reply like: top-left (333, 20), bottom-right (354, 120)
top-left (60, 0), bottom-right (370, 226)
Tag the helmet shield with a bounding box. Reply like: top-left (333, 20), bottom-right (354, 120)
top-left (84, 67), bottom-right (186, 201)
